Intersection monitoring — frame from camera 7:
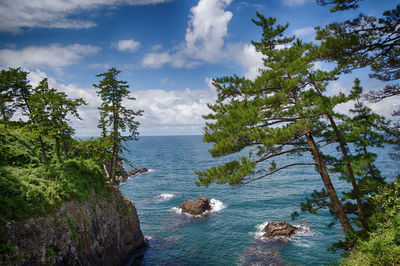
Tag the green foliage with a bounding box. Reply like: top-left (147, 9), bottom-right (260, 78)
top-left (0, 158), bottom-right (108, 226)
top-left (316, 0), bottom-right (362, 12)
top-left (0, 68), bottom-right (26, 129)
top-left (197, 13), bottom-right (359, 234)
top-left (0, 131), bottom-right (109, 227)
top-left (26, 78), bottom-right (86, 163)
top-left (93, 67), bottom-right (143, 183)
top-left (341, 178), bottom-right (400, 265)
top-left (300, 79), bottom-right (391, 232)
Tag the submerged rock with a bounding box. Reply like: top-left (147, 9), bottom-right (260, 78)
top-left (262, 220), bottom-right (300, 239)
top-left (179, 195), bottom-right (211, 215)
top-left (241, 239), bottom-right (288, 266)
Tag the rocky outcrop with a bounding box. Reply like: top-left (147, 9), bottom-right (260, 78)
top-left (179, 195), bottom-right (211, 215)
top-left (114, 160), bottom-right (148, 184)
top-left (128, 168), bottom-right (148, 176)
top-left (262, 220), bottom-right (300, 239)
top-left (0, 186), bottom-right (144, 265)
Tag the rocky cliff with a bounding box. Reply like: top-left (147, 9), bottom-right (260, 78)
top-left (1, 186), bottom-right (144, 265)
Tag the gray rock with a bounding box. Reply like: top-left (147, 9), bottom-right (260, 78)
top-left (0, 186), bottom-right (144, 266)
top-left (262, 220), bottom-right (300, 239)
top-left (179, 195), bottom-right (211, 215)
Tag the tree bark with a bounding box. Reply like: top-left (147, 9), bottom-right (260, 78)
top-left (1, 108), bottom-right (8, 131)
top-left (306, 132), bottom-right (354, 234)
top-left (55, 137), bottom-right (61, 162)
top-left (326, 114), bottom-right (370, 232)
top-left (38, 136), bottom-right (49, 167)
top-left (63, 140), bottom-right (69, 160)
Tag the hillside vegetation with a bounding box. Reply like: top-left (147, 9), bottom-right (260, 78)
top-left (0, 122), bottom-right (110, 227)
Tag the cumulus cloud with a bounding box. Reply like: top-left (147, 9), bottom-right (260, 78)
top-left (141, 0), bottom-right (263, 79)
top-left (184, 0), bottom-right (233, 62)
top-left (142, 52), bottom-right (173, 69)
top-left (226, 43), bottom-right (264, 80)
top-left (142, 0), bottom-right (233, 68)
top-left (0, 0), bottom-right (171, 32)
top-left (0, 44), bottom-right (100, 69)
top-left (129, 85), bottom-right (217, 127)
top-left (114, 39), bottom-right (141, 53)
top-left (24, 69), bottom-right (218, 136)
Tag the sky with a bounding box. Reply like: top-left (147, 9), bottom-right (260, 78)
top-left (0, 0), bottom-right (398, 136)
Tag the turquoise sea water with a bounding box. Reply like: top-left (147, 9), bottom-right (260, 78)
top-left (120, 135), bottom-right (398, 265)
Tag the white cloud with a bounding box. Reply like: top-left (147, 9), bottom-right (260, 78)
top-left (115, 39), bottom-right (141, 53)
top-left (0, 44), bottom-right (100, 69)
top-left (142, 52), bottom-right (172, 69)
top-left (0, 0), bottom-right (171, 32)
top-left (282, 0), bottom-right (312, 7)
top-left (142, 0), bottom-right (233, 68)
top-left (293, 26), bottom-right (315, 37)
top-left (183, 0), bottom-right (233, 62)
top-left (24, 69), bottom-right (218, 136)
top-left (226, 43), bottom-right (264, 80)
top-left (128, 85), bottom-right (217, 128)
top-left (141, 0), bottom-right (263, 79)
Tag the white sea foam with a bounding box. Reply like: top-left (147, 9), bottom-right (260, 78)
top-left (156, 193), bottom-right (175, 200)
top-left (206, 198), bottom-right (226, 214)
top-left (144, 235), bottom-right (153, 241)
top-left (171, 207), bottom-right (183, 214)
top-left (254, 221), bottom-right (312, 241)
top-left (147, 169), bottom-right (155, 173)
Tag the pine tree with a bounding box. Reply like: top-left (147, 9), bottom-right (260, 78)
top-left (196, 14), bottom-right (356, 234)
top-left (0, 69), bottom-right (20, 130)
top-left (26, 78), bottom-right (85, 165)
top-left (297, 79), bottom-right (390, 236)
top-left (93, 68), bottom-right (143, 185)
top-left (316, 1), bottom-right (400, 160)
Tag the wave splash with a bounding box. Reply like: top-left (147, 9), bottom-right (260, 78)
top-left (155, 193), bottom-right (174, 201)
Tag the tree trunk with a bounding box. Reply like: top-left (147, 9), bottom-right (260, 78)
top-left (38, 136), bottom-right (49, 167)
top-left (326, 114), bottom-right (370, 232)
top-left (55, 137), bottom-right (61, 162)
top-left (63, 140), bottom-right (69, 160)
top-left (1, 108), bottom-right (8, 131)
top-left (306, 132), bottom-right (354, 234)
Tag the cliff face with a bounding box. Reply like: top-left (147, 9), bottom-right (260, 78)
top-left (1, 186), bottom-right (144, 265)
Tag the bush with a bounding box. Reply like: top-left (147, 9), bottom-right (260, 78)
top-left (0, 159), bottom-right (109, 227)
top-left (341, 178), bottom-right (400, 265)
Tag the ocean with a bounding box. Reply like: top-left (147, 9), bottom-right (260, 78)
top-left (120, 135), bottom-right (398, 265)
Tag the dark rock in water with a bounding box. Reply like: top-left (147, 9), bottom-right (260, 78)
top-left (114, 162), bottom-right (148, 185)
top-left (128, 168), bottom-right (148, 176)
top-left (179, 195), bottom-right (211, 215)
top-left (262, 220), bottom-right (299, 239)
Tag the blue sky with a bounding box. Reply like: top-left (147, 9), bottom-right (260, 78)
top-left (0, 0), bottom-right (398, 136)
